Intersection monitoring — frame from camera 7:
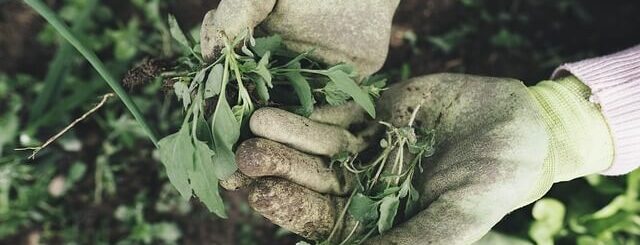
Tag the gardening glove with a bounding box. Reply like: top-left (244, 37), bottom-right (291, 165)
top-left (226, 73), bottom-right (615, 244)
top-left (364, 73), bottom-right (614, 244)
top-left (200, 0), bottom-right (400, 77)
top-left (222, 102), bottom-right (375, 241)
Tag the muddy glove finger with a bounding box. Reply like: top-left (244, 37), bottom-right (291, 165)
top-left (250, 107), bottom-right (367, 156)
top-left (309, 102), bottom-right (368, 128)
top-left (248, 177), bottom-right (353, 241)
top-left (200, 0), bottom-right (276, 61)
top-left (234, 138), bottom-right (352, 195)
top-left (223, 104), bottom-right (370, 192)
top-left (219, 171), bottom-right (253, 191)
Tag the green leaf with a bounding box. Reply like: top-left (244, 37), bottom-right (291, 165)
top-left (284, 62), bottom-right (315, 117)
top-left (213, 98), bottom-right (240, 147)
top-left (321, 69), bottom-right (376, 118)
top-left (204, 64), bottom-right (223, 99)
top-left (211, 95), bottom-right (240, 179)
top-left (322, 81), bottom-right (350, 106)
top-left (158, 124), bottom-right (193, 200)
top-left (398, 177), bottom-right (411, 198)
top-left (348, 193), bottom-right (379, 223)
top-left (167, 14), bottom-right (191, 50)
top-left (173, 82), bottom-right (191, 110)
top-left (529, 198), bottom-right (566, 245)
top-left (404, 184), bottom-right (420, 218)
top-left (192, 67), bottom-right (208, 85)
top-left (212, 143), bottom-right (236, 180)
top-left (412, 128), bottom-right (436, 156)
top-left (330, 63), bottom-right (357, 77)
top-left (377, 195), bottom-right (400, 233)
top-left (582, 212), bottom-right (636, 236)
top-left (231, 105), bottom-right (246, 123)
top-left (375, 187), bottom-right (401, 198)
top-left (195, 114), bottom-right (214, 144)
top-left (282, 50), bottom-right (312, 68)
top-left (254, 77), bottom-right (270, 103)
top-left (254, 51), bottom-right (272, 88)
top-left (239, 60), bottom-right (258, 73)
top-left (362, 75), bottom-right (387, 98)
top-left (189, 140), bottom-right (227, 217)
top-left (330, 151), bottom-right (351, 165)
top-left (252, 35), bottom-right (282, 57)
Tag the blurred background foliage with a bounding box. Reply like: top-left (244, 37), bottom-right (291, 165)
top-left (0, 0), bottom-right (639, 244)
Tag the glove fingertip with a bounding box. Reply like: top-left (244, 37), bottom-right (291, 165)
top-left (219, 171), bottom-right (253, 190)
top-left (248, 178), bottom-right (336, 241)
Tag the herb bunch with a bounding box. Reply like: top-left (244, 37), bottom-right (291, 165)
top-left (323, 105), bottom-right (436, 244)
top-left (157, 15), bottom-right (386, 217)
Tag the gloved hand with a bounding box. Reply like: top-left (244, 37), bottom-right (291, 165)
top-left (224, 73), bottom-right (615, 244)
top-left (200, 0), bottom-right (399, 77)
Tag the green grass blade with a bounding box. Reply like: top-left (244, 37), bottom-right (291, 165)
top-left (23, 0), bottom-right (159, 147)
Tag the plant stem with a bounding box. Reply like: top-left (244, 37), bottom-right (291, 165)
top-left (23, 0), bottom-right (159, 147)
top-left (327, 190), bottom-right (357, 243)
top-left (390, 140), bottom-right (406, 186)
top-left (369, 133), bottom-right (395, 190)
top-left (408, 103), bottom-right (422, 127)
top-left (356, 227), bottom-right (378, 245)
top-left (339, 222), bottom-right (360, 245)
top-left (15, 93), bottom-right (114, 159)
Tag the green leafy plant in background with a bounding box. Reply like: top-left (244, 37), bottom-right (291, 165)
top-left (114, 196), bottom-right (182, 244)
top-left (158, 17), bottom-right (384, 217)
top-left (1, 0), bottom-right (183, 243)
top-left (529, 198), bottom-right (566, 245)
top-left (526, 170), bottom-right (640, 245)
top-left (23, 0), bottom-right (159, 146)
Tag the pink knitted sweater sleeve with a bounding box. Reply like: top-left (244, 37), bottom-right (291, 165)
top-left (552, 45), bottom-right (640, 175)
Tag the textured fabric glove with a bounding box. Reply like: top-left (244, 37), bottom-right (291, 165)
top-left (224, 73), bottom-right (615, 244)
top-left (200, 0), bottom-right (400, 77)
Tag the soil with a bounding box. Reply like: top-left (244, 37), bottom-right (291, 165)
top-left (0, 1), bottom-right (53, 76)
top-left (386, 0), bottom-right (640, 84)
top-left (1, 0), bottom-right (639, 244)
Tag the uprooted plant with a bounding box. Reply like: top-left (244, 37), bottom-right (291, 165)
top-left (157, 15), bottom-right (386, 217)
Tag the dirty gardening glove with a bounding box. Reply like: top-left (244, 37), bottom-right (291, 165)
top-left (364, 74), bottom-right (614, 244)
top-left (222, 102), bottom-right (374, 241)
top-left (227, 73), bottom-right (615, 244)
top-left (200, 0), bottom-right (400, 77)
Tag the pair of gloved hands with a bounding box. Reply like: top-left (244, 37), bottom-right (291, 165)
top-left (200, 1), bottom-right (615, 244)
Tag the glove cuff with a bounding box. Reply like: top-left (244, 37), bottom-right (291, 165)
top-left (529, 76), bottom-right (615, 183)
top-left (552, 45), bottom-right (640, 175)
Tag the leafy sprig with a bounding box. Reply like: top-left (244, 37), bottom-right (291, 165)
top-left (158, 15), bottom-right (386, 217)
top-left (323, 105), bottom-right (436, 244)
